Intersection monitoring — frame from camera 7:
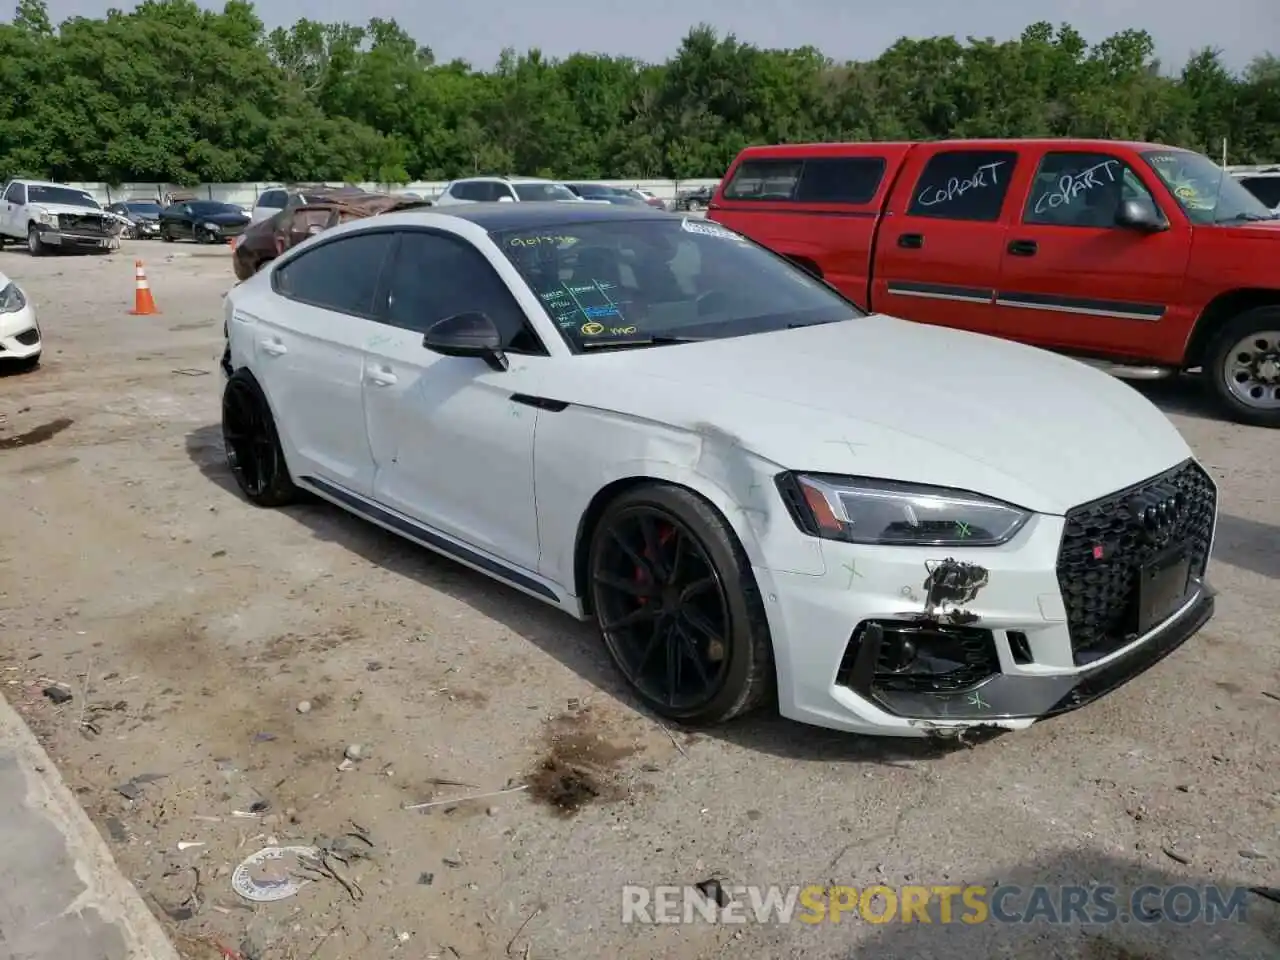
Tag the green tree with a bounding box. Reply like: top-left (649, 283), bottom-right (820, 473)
top-left (0, 2), bottom-right (1273, 184)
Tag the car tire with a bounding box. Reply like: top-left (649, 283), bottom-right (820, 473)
top-left (587, 483), bottom-right (774, 726)
top-left (1204, 306), bottom-right (1280, 428)
top-left (221, 370), bottom-right (299, 507)
top-left (161, 226), bottom-right (173, 242)
top-left (27, 225), bottom-right (44, 256)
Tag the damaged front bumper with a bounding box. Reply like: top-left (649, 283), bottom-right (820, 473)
top-left (856, 581), bottom-right (1213, 728)
top-left (35, 223), bottom-right (119, 250)
top-left (761, 495), bottom-right (1216, 737)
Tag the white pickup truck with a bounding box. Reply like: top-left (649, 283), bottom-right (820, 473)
top-left (0, 178), bottom-right (123, 255)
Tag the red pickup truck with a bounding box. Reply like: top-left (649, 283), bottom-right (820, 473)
top-left (707, 139), bottom-right (1280, 427)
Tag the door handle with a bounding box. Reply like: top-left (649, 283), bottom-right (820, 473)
top-left (258, 338), bottom-right (287, 356)
top-left (897, 233), bottom-right (924, 249)
top-left (366, 367), bottom-right (397, 386)
top-left (1007, 239), bottom-right (1038, 256)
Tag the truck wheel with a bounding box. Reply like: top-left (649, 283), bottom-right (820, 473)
top-left (1205, 306), bottom-right (1280, 428)
top-left (27, 225), bottom-right (44, 257)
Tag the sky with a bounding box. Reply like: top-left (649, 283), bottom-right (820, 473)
top-left (40, 0), bottom-right (1280, 72)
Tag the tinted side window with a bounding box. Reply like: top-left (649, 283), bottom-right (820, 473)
top-left (907, 150), bottom-right (1018, 221)
top-left (1239, 176), bottom-right (1280, 209)
top-left (723, 160), bottom-right (802, 200)
top-left (383, 231), bottom-right (545, 354)
top-left (5, 182), bottom-right (26, 204)
top-left (490, 182), bottom-right (517, 201)
top-left (795, 157), bottom-right (886, 203)
top-left (274, 232), bottom-right (393, 316)
top-left (258, 190), bottom-right (284, 208)
top-left (449, 182), bottom-right (476, 201)
top-left (1024, 152), bottom-right (1159, 228)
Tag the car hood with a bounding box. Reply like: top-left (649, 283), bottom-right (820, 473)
top-left (31, 202), bottom-right (106, 216)
top-left (539, 315), bottom-right (1192, 514)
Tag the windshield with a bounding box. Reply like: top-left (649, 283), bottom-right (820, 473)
top-left (495, 217), bottom-right (864, 351)
top-left (28, 185), bottom-right (99, 209)
top-left (513, 182), bottom-right (579, 202)
top-left (125, 202), bottom-right (162, 215)
top-left (188, 201), bottom-right (242, 215)
top-left (1141, 150), bottom-right (1275, 224)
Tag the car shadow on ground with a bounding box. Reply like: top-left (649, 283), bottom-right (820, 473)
top-left (184, 423), bottom-right (978, 766)
top-left (839, 850), bottom-right (1278, 960)
top-left (1211, 514), bottom-right (1280, 580)
top-left (1127, 374), bottom-right (1219, 422)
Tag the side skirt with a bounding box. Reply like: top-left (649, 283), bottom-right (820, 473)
top-left (297, 475), bottom-right (585, 618)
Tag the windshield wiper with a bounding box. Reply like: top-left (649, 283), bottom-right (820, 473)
top-left (1215, 212), bottom-right (1278, 223)
top-left (579, 334), bottom-right (711, 350)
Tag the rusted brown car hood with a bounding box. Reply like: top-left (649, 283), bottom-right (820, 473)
top-left (232, 189), bottom-right (429, 281)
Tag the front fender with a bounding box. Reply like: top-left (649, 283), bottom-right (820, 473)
top-left (533, 408), bottom-right (826, 599)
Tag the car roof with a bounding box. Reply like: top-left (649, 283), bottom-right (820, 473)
top-left (452, 176), bottom-right (557, 185)
top-left (737, 138), bottom-right (1181, 157)
top-left (376, 203), bottom-right (677, 232)
top-left (13, 178), bottom-right (91, 189)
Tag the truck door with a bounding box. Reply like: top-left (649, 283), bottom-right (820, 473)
top-left (871, 147), bottom-right (1019, 334)
top-left (1, 181), bottom-right (26, 237)
top-left (994, 148), bottom-right (1191, 360)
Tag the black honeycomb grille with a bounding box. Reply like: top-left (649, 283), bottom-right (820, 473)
top-left (1056, 460), bottom-right (1215, 664)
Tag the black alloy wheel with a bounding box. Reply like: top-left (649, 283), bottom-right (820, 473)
top-left (588, 484), bottom-right (773, 725)
top-left (220, 371), bottom-right (297, 506)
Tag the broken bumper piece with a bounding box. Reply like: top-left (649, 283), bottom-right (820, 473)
top-left (850, 583), bottom-right (1213, 725)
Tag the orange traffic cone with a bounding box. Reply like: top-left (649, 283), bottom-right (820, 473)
top-left (129, 259), bottom-right (159, 315)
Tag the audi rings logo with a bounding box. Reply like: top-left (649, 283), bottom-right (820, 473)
top-left (1131, 491), bottom-right (1186, 545)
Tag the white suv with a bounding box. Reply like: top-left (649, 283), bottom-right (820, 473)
top-left (433, 176), bottom-right (602, 205)
top-left (1232, 168), bottom-right (1280, 214)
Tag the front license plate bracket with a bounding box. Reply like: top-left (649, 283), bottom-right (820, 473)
top-left (1136, 545), bottom-right (1191, 634)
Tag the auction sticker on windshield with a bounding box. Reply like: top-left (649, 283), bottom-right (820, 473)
top-left (681, 218), bottom-right (745, 242)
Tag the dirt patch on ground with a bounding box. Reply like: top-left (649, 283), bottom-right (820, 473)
top-left (0, 415), bottom-right (73, 448)
top-left (528, 707), bottom-right (640, 816)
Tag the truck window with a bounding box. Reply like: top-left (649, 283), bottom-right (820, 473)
top-left (1024, 152), bottom-right (1161, 228)
top-left (723, 160), bottom-right (802, 201)
top-left (722, 157), bottom-right (885, 204)
top-left (907, 150), bottom-right (1018, 222)
top-left (4, 182), bottom-right (26, 204)
top-left (794, 158), bottom-right (886, 203)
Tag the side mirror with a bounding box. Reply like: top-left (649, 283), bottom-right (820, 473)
top-left (1116, 199), bottom-right (1165, 232)
top-left (422, 312), bottom-right (508, 371)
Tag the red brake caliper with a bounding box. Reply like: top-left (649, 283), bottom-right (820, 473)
top-left (633, 523), bottom-right (676, 602)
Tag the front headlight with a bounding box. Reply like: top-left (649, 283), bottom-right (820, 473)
top-left (778, 473), bottom-right (1031, 546)
top-left (0, 282), bottom-right (26, 314)
top-left (204, 221), bottom-right (221, 231)
top-left (37, 211), bottom-right (58, 227)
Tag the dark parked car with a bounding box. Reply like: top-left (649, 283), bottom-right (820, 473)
top-left (106, 199), bottom-right (164, 239)
top-left (674, 185), bottom-right (715, 211)
top-left (565, 183), bottom-right (649, 206)
top-left (159, 200), bottom-right (251, 243)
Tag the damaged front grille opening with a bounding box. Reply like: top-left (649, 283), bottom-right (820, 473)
top-left (1007, 630), bottom-right (1033, 664)
top-left (1056, 459), bottom-right (1215, 665)
top-left (836, 620), bottom-right (1001, 697)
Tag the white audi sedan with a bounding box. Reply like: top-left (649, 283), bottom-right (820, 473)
top-left (0, 269), bottom-right (40, 370)
top-left (220, 204), bottom-right (1217, 738)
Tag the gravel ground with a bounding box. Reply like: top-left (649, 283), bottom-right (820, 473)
top-left (0, 241), bottom-right (1276, 960)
